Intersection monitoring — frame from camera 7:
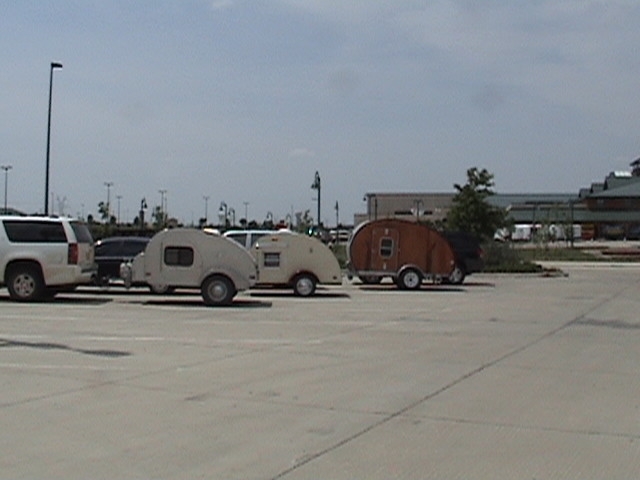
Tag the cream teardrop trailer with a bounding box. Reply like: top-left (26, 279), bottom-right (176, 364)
top-left (120, 228), bottom-right (257, 305)
top-left (246, 230), bottom-right (342, 296)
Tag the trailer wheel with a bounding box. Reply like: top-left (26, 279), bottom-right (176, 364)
top-left (149, 284), bottom-right (175, 294)
top-left (6, 264), bottom-right (45, 301)
top-left (293, 273), bottom-right (316, 297)
top-left (398, 268), bottom-right (422, 290)
top-left (201, 275), bottom-right (235, 306)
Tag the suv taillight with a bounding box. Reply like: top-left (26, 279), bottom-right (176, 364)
top-left (68, 243), bottom-right (79, 264)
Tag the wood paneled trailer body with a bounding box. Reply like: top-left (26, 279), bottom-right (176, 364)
top-left (347, 218), bottom-right (457, 289)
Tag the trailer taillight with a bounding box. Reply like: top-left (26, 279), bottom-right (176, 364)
top-left (68, 243), bottom-right (79, 264)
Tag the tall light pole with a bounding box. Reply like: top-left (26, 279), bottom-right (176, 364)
top-left (1, 165), bottom-right (12, 213)
top-left (203, 195), bottom-right (209, 224)
top-left (218, 201), bottom-right (228, 228)
top-left (311, 171), bottom-right (321, 228)
top-left (45, 61), bottom-right (63, 215)
top-left (158, 189), bottom-right (167, 226)
top-left (104, 181), bottom-right (113, 218)
top-left (116, 195), bottom-right (122, 224)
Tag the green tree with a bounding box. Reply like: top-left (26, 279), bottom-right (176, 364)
top-left (446, 167), bottom-right (506, 240)
top-left (97, 201), bottom-right (109, 222)
top-left (151, 205), bottom-right (167, 229)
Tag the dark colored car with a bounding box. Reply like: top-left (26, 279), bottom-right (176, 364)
top-left (94, 236), bottom-right (149, 285)
top-left (442, 231), bottom-right (484, 284)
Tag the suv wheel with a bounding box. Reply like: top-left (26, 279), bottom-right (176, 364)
top-left (7, 264), bottom-right (45, 301)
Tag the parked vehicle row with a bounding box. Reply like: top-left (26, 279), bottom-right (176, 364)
top-left (1, 215), bottom-right (483, 304)
top-left (119, 228), bottom-right (342, 304)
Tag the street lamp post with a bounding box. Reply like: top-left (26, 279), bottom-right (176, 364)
top-left (203, 195), bottom-right (209, 224)
top-left (1, 165), bottom-right (12, 213)
top-left (311, 171), bottom-right (321, 228)
top-left (45, 62), bottom-right (63, 215)
top-left (158, 189), bottom-right (167, 227)
top-left (218, 201), bottom-right (228, 229)
top-left (116, 195), bottom-right (122, 224)
top-left (139, 198), bottom-right (147, 232)
top-left (104, 181), bottom-right (113, 218)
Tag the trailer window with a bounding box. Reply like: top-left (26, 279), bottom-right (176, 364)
top-left (263, 252), bottom-right (280, 268)
top-left (164, 246), bottom-right (194, 266)
top-left (380, 237), bottom-right (394, 258)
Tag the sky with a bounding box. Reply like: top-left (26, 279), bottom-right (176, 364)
top-left (2, 0), bottom-right (640, 226)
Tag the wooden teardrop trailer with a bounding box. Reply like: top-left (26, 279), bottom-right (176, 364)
top-left (347, 218), bottom-right (457, 289)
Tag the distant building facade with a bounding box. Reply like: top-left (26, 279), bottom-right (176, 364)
top-left (356, 161), bottom-right (640, 240)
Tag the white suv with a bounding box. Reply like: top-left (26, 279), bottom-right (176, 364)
top-left (223, 229), bottom-right (286, 249)
top-left (0, 216), bottom-right (97, 301)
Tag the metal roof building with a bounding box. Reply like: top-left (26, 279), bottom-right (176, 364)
top-left (357, 165), bottom-right (640, 240)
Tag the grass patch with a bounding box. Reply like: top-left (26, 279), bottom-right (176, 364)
top-left (517, 246), bottom-right (599, 262)
top-left (482, 242), bottom-right (542, 273)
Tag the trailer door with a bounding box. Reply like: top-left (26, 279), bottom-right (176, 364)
top-left (255, 239), bottom-right (287, 285)
top-left (370, 227), bottom-right (398, 272)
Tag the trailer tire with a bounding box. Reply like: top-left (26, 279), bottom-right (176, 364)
top-left (201, 275), bottom-right (235, 306)
top-left (398, 268), bottom-right (422, 290)
top-left (293, 273), bottom-right (316, 297)
top-left (149, 284), bottom-right (175, 294)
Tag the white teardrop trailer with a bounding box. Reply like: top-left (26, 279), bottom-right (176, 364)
top-left (248, 230), bottom-right (342, 296)
top-left (120, 228), bottom-right (257, 305)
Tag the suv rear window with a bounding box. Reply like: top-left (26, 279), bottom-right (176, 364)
top-left (2, 220), bottom-right (67, 243)
top-left (70, 221), bottom-right (94, 243)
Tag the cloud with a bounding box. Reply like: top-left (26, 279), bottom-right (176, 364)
top-left (210, 0), bottom-right (234, 11)
top-left (471, 84), bottom-right (508, 112)
top-left (326, 68), bottom-right (360, 97)
top-left (288, 148), bottom-right (316, 159)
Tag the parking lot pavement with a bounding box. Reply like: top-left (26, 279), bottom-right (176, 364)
top-left (1, 265), bottom-right (640, 479)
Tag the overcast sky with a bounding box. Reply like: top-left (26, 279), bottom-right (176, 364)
top-left (2, 0), bottom-right (639, 225)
